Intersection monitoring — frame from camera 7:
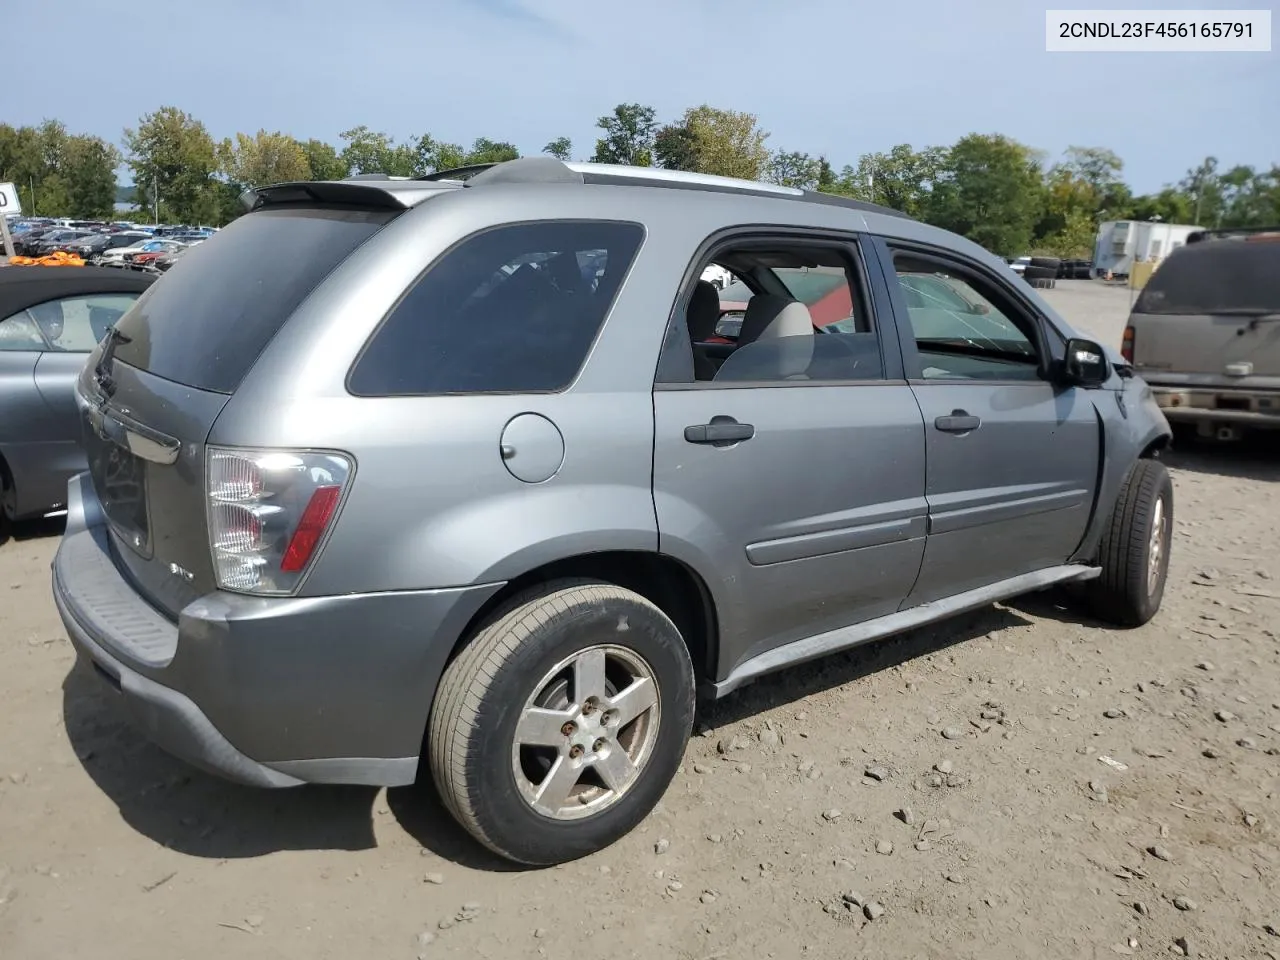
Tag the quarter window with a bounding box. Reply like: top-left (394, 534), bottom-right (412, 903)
top-left (888, 251), bottom-right (1041, 381)
top-left (349, 220), bottom-right (644, 396)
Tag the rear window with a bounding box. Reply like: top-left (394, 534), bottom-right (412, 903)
top-left (348, 220), bottom-right (644, 396)
top-left (1134, 241), bottom-right (1280, 316)
top-left (110, 206), bottom-right (394, 393)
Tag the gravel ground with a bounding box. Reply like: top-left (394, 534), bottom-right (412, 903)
top-left (2, 281), bottom-right (1278, 960)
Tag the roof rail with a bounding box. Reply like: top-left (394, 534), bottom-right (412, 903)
top-left (1187, 225), bottom-right (1280, 243)
top-left (414, 156), bottom-right (913, 220)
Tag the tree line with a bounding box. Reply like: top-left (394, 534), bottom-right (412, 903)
top-left (1, 104), bottom-right (1276, 258)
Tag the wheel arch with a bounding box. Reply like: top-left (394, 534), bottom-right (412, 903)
top-left (446, 550), bottom-right (720, 694)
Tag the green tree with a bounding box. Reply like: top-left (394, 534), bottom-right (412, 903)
top-left (592, 103), bottom-right (657, 166)
top-left (338, 126), bottom-right (416, 176)
top-left (542, 137), bottom-right (572, 161)
top-left (123, 106), bottom-right (221, 224)
top-left (816, 156), bottom-right (837, 193)
top-left (853, 144), bottom-right (947, 216)
top-left (300, 138), bottom-right (348, 180)
top-left (413, 134), bottom-right (467, 175)
top-left (1127, 187), bottom-right (1195, 225)
top-left (925, 133), bottom-right (1044, 257)
top-left (63, 135), bottom-right (121, 218)
top-left (681, 105), bottom-right (770, 181)
top-left (466, 137), bottom-right (520, 165)
top-left (767, 150), bottom-right (821, 190)
top-left (1180, 156), bottom-right (1221, 225)
top-left (219, 130), bottom-right (311, 188)
top-left (653, 123), bottom-right (698, 171)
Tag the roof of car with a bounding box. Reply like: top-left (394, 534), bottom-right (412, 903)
top-left (244, 156), bottom-right (913, 222)
top-left (0, 266), bottom-right (155, 317)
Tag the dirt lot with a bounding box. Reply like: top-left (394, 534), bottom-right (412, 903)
top-left (2, 281), bottom-right (1278, 960)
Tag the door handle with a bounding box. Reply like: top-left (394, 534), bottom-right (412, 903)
top-left (934, 411), bottom-right (981, 433)
top-left (684, 418), bottom-right (755, 445)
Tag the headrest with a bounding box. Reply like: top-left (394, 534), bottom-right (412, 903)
top-left (686, 280), bottom-right (721, 341)
top-left (739, 294), bottom-right (813, 344)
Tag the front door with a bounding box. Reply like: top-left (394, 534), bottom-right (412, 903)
top-left (876, 242), bottom-right (1101, 607)
top-left (651, 233), bottom-right (929, 681)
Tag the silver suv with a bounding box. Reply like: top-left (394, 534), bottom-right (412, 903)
top-left (52, 157), bottom-right (1174, 866)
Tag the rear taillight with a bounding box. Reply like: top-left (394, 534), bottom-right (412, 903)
top-left (1121, 325), bottom-right (1135, 363)
top-left (206, 447), bottom-right (352, 595)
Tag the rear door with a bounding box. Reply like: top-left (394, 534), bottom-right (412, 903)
top-left (652, 232), bottom-right (928, 679)
top-left (871, 239), bottom-right (1101, 607)
top-left (80, 205), bottom-right (397, 618)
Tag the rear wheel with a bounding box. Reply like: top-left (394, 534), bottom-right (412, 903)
top-left (1088, 459), bottom-right (1173, 626)
top-left (428, 581), bottom-right (696, 866)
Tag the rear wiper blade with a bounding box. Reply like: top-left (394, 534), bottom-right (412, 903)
top-left (93, 327), bottom-right (132, 396)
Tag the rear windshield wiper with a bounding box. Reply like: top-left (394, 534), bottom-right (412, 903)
top-left (93, 327), bottom-right (132, 397)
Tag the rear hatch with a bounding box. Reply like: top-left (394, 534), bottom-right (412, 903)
top-left (78, 203), bottom-right (398, 619)
top-left (1128, 239), bottom-right (1280, 379)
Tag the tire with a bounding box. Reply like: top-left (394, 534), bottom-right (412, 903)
top-left (429, 580), bottom-right (696, 866)
top-left (1029, 257), bottom-right (1060, 270)
top-left (1088, 459), bottom-right (1173, 627)
top-left (1026, 277), bottom-right (1054, 289)
top-left (1023, 266), bottom-right (1056, 281)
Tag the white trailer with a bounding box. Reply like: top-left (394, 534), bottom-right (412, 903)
top-left (1094, 220), bottom-right (1204, 278)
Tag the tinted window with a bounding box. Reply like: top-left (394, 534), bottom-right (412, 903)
top-left (348, 220), bottom-right (644, 396)
top-left (888, 251), bottom-right (1040, 381)
top-left (111, 206), bottom-right (394, 393)
top-left (1133, 241), bottom-right (1280, 315)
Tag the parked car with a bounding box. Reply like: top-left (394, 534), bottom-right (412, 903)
top-left (68, 231), bottom-right (152, 262)
top-left (0, 267), bottom-right (155, 534)
top-left (98, 237), bottom-right (185, 267)
top-left (1123, 227), bottom-right (1280, 440)
top-left (53, 157), bottom-right (1173, 867)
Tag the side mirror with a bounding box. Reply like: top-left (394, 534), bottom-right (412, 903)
top-left (1061, 337), bottom-right (1110, 387)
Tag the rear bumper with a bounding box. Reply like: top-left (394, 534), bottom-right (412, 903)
top-left (1149, 384), bottom-right (1280, 427)
top-left (52, 472), bottom-right (502, 788)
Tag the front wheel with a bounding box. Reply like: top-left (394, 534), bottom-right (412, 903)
top-left (428, 581), bottom-right (696, 866)
top-left (1088, 458), bottom-right (1173, 626)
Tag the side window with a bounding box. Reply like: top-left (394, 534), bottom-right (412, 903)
top-left (349, 220), bottom-right (644, 396)
top-left (0, 310), bottom-right (49, 351)
top-left (887, 251), bottom-right (1042, 381)
top-left (670, 241), bottom-right (885, 385)
top-left (28, 294), bottom-right (141, 352)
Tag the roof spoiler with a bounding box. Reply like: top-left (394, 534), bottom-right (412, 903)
top-left (239, 180), bottom-right (440, 212)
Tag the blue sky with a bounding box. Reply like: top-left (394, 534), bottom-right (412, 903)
top-left (6, 0), bottom-right (1276, 191)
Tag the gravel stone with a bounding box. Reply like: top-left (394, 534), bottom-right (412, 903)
top-left (822, 808), bottom-right (843, 822)
top-left (1173, 896), bottom-right (1198, 911)
top-left (895, 807), bottom-right (916, 825)
top-left (1215, 710), bottom-right (1236, 722)
top-left (875, 840), bottom-right (894, 856)
top-left (759, 729), bottom-right (780, 747)
top-left (1202, 747), bottom-right (1221, 758)
top-left (841, 890), bottom-right (864, 906)
top-left (1103, 709), bottom-right (1126, 719)
top-left (1147, 845), bottom-right (1173, 862)
top-left (941, 726), bottom-right (964, 740)
top-left (864, 765), bottom-right (889, 782)
top-left (423, 872), bottom-right (444, 885)
top-left (1237, 737), bottom-right (1256, 748)
top-left (935, 760), bottom-right (954, 774)
top-left (655, 838), bottom-right (670, 855)
top-left (863, 901), bottom-right (885, 921)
